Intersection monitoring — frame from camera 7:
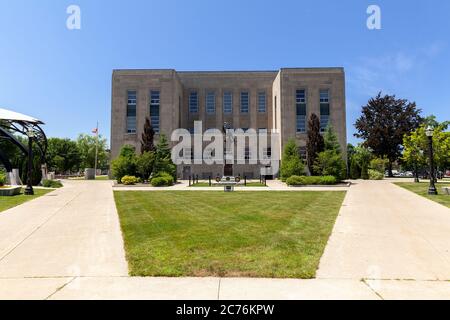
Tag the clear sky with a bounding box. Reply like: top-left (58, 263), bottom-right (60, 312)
top-left (0, 0), bottom-right (449, 146)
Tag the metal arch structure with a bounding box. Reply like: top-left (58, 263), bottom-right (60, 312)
top-left (0, 108), bottom-right (47, 173)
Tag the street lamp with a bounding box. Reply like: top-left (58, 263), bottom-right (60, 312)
top-left (24, 128), bottom-right (35, 196)
top-left (425, 126), bottom-right (438, 195)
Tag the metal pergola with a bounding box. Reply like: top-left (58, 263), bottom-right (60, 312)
top-left (0, 108), bottom-right (47, 173)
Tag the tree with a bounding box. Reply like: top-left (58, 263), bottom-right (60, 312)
top-left (111, 145), bottom-right (137, 183)
top-left (280, 139), bottom-right (305, 181)
top-left (402, 120), bottom-right (450, 178)
top-left (76, 133), bottom-right (108, 170)
top-left (136, 151), bottom-right (155, 180)
top-left (141, 118), bottom-right (156, 154)
top-left (354, 92), bottom-right (422, 176)
top-left (46, 138), bottom-right (81, 174)
top-left (153, 134), bottom-right (176, 179)
top-left (313, 126), bottom-right (347, 180)
top-left (350, 157), bottom-right (361, 179)
top-left (306, 113), bottom-right (324, 175)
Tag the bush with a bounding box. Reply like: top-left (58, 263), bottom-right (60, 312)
top-left (111, 155), bottom-right (137, 183)
top-left (361, 161), bottom-right (369, 180)
top-left (368, 169), bottom-right (384, 180)
top-left (313, 150), bottom-right (346, 181)
top-left (280, 140), bottom-right (305, 181)
top-left (0, 171), bottom-right (6, 186)
top-left (136, 151), bottom-right (154, 180)
top-left (286, 175), bottom-right (337, 186)
top-left (349, 158), bottom-right (361, 179)
top-left (319, 176), bottom-right (338, 185)
top-left (121, 175), bottom-right (140, 185)
top-left (42, 179), bottom-right (63, 188)
top-left (151, 172), bottom-right (174, 187)
top-left (370, 158), bottom-right (387, 174)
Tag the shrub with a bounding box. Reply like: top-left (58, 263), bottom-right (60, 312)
top-left (368, 169), bottom-right (384, 180)
top-left (286, 175), bottom-right (307, 186)
top-left (121, 175), bottom-right (140, 185)
top-left (286, 175), bottom-right (336, 186)
top-left (313, 150), bottom-right (346, 181)
top-left (280, 139), bottom-right (305, 181)
top-left (0, 171), bottom-right (6, 186)
top-left (151, 172), bottom-right (174, 187)
top-left (42, 179), bottom-right (63, 188)
top-left (361, 161), bottom-right (369, 180)
top-left (319, 176), bottom-right (338, 185)
top-left (136, 151), bottom-right (154, 180)
top-left (349, 158), bottom-right (361, 179)
top-left (370, 158), bottom-right (387, 174)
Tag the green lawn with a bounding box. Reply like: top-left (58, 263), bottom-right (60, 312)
top-left (114, 191), bottom-right (346, 278)
top-left (0, 188), bottom-right (52, 213)
top-left (395, 182), bottom-right (450, 208)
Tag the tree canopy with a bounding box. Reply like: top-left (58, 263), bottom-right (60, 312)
top-left (354, 92), bottom-right (422, 176)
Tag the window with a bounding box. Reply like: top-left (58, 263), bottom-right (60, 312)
top-left (189, 91), bottom-right (198, 113)
top-left (150, 90), bottom-right (160, 134)
top-left (320, 89), bottom-right (330, 132)
top-left (258, 91), bottom-right (266, 113)
top-left (206, 91), bottom-right (215, 114)
top-left (240, 92), bottom-right (249, 113)
top-left (263, 147), bottom-right (272, 160)
top-left (126, 91), bottom-right (137, 133)
top-left (296, 90), bottom-right (307, 133)
top-left (245, 147), bottom-right (251, 161)
top-left (223, 92), bottom-right (233, 114)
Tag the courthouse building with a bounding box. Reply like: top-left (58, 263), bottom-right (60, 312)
top-left (110, 68), bottom-right (347, 179)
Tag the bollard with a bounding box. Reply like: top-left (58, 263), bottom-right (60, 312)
top-left (244, 176), bottom-right (247, 186)
top-left (209, 176), bottom-right (212, 186)
top-left (189, 176), bottom-right (191, 186)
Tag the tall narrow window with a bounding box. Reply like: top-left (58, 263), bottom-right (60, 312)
top-left (240, 92), bottom-right (249, 113)
top-left (150, 90), bottom-right (160, 133)
top-left (126, 91), bottom-right (137, 133)
top-left (320, 89), bottom-right (330, 132)
top-left (258, 91), bottom-right (266, 113)
top-left (223, 92), bottom-right (233, 114)
top-left (206, 91), bottom-right (216, 114)
top-left (296, 90), bottom-right (307, 133)
top-left (189, 91), bottom-right (198, 113)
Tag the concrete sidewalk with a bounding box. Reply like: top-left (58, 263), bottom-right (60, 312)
top-left (1, 179), bottom-right (450, 300)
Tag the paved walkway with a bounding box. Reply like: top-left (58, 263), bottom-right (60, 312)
top-left (1, 179), bottom-right (450, 300)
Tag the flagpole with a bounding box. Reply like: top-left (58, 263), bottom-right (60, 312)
top-left (94, 121), bottom-right (99, 178)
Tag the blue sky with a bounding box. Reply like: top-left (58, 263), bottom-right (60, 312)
top-left (0, 0), bottom-right (449, 146)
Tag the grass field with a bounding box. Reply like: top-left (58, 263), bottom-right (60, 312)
top-left (395, 182), bottom-right (450, 208)
top-left (0, 188), bottom-right (52, 213)
top-left (114, 191), bottom-right (345, 278)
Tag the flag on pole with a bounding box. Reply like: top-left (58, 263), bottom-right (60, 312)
top-left (92, 127), bottom-right (98, 135)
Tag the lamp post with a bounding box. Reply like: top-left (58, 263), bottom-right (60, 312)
top-left (425, 126), bottom-right (438, 195)
top-left (24, 129), bottom-right (35, 196)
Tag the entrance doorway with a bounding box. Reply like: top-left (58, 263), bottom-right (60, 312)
top-left (224, 164), bottom-right (233, 176)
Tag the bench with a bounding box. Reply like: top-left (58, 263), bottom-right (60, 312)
top-left (442, 187), bottom-right (450, 195)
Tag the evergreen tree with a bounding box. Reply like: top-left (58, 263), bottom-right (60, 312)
top-left (306, 113), bottom-right (324, 175)
top-left (280, 139), bottom-right (305, 181)
top-left (153, 134), bottom-right (176, 179)
top-left (141, 118), bottom-right (156, 154)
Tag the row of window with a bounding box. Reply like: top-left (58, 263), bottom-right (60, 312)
top-left (296, 89), bottom-right (330, 133)
top-left (127, 90), bottom-right (160, 134)
top-left (126, 89), bottom-right (331, 134)
top-left (189, 91), bottom-right (267, 114)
